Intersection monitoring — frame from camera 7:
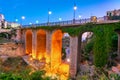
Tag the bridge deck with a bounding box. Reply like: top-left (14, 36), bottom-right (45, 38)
top-left (23, 17), bottom-right (120, 28)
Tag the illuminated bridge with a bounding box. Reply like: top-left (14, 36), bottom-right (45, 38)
top-left (17, 17), bottom-right (120, 78)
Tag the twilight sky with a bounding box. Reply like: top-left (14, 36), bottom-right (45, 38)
top-left (0, 0), bottom-right (120, 25)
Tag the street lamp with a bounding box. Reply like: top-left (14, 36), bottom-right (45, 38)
top-left (29, 22), bottom-right (32, 25)
top-left (59, 17), bottom-right (62, 21)
top-left (48, 10), bottom-right (52, 26)
top-left (78, 15), bottom-right (82, 23)
top-left (36, 20), bottom-right (39, 24)
top-left (15, 19), bottom-right (18, 22)
top-left (21, 16), bottom-right (25, 26)
top-left (78, 15), bottom-right (81, 19)
top-left (73, 3), bottom-right (77, 24)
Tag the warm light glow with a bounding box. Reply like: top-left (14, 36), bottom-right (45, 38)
top-left (58, 63), bottom-right (69, 80)
top-left (26, 30), bottom-right (32, 55)
top-left (67, 58), bottom-right (70, 62)
top-left (32, 52), bottom-right (36, 59)
top-left (36, 30), bottom-right (46, 60)
top-left (44, 53), bottom-right (50, 63)
top-left (26, 29), bottom-right (69, 79)
top-left (51, 30), bottom-right (63, 68)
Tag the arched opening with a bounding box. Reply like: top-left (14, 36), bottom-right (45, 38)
top-left (108, 32), bottom-right (118, 66)
top-left (51, 30), bottom-right (63, 68)
top-left (25, 30), bottom-right (32, 55)
top-left (62, 33), bottom-right (70, 62)
top-left (77, 31), bottom-right (94, 75)
top-left (81, 32), bottom-right (94, 64)
top-left (36, 30), bottom-right (46, 60)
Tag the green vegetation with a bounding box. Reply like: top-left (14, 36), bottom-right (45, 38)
top-left (0, 57), bottom-right (60, 80)
top-left (77, 67), bottom-right (120, 80)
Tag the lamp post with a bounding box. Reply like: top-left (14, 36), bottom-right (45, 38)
top-left (48, 10), bottom-right (52, 26)
top-left (15, 19), bottom-right (18, 22)
top-left (78, 15), bottom-right (82, 23)
top-left (29, 22), bottom-right (32, 25)
top-left (73, 3), bottom-right (77, 24)
top-left (21, 16), bottom-right (25, 27)
top-left (78, 15), bottom-right (81, 19)
top-left (36, 20), bottom-right (39, 24)
top-left (59, 17), bottom-right (62, 21)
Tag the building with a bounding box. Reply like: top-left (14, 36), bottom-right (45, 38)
top-left (0, 14), bottom-right (5, 21)
top-left (0, 14), bottom-right (20, 29)
top-left (0, 14), bottom-right (6, 28)
top-left (7, 22), bottom-right (20, 28)
top-left (107, 9), bottom-right (120, 20)
top-left (107, 9), bottom-right (120, 16)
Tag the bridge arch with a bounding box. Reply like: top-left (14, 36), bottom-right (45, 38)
top-left (115, 29), bottom-right (120, 57)
top-left (51, 29), bottom-right (63, 68)
top-left (36, 29), bottom-right (46, 60)
top-left (79, 32), bottom-right (94, 68)
top-left (25, 30), bottom-right (32, 55)
top-left (62, 32), bottom-right (70, 61)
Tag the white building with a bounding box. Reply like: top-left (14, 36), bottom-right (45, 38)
top-left (0, 14), bottom-right (6, 28)
top-left (0, 14), bottom-right (5, 21)
top-left (0, 14), bottom-right (20, 29)
top-left (107, 9), bottom-right (120, 16)
top-left (7, 22), bottom-right (20, 28)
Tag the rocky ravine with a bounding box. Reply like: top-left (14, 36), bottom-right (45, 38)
top-left (0, 42), bottom-right (24, 57)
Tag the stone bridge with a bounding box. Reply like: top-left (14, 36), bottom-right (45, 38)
top-left (17, 19), bottom-right (120, 78)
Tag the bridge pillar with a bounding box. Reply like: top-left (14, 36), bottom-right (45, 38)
top-left (32, 30), bottom-right (37, 58)
top-left (16, 29), bottom-right (22, 41)
top-left (69, 36), bottom-right (81, 78)
top-left (21, 30), bottom-right (26, 55)
top-left (46, 31), bottom-right (52, 56)
top-left (115, 29), bottom-right (120, 58)
top-left (118, 33), bottom-right (120, 57)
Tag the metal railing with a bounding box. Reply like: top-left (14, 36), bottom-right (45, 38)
top-left (23, 17), bottom-right (120, 27)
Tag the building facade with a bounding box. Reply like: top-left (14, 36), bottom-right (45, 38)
top-left (107, 9), bottom-right (120, 20)
top-left (107, 9), bottom-right (120, 16)
top-left (0, 14), bottom-right (20, 29)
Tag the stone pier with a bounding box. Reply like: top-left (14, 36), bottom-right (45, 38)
top-left (21, 29), bottom-right (80, 78)
top-left (69, 36), bottom-right (80, 78)
top-left (46, 31), bottom-right (52, 56)
top-left (115, 29), bottom-right (120, 58)
top-left (32, 30), bottom-right (37, 58)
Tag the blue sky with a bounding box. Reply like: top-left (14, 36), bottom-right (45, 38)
top-left (0, 0), bottom-right (120, 25)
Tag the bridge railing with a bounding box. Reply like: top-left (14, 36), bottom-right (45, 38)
top-left (23, 17), bottom-right (120, 27)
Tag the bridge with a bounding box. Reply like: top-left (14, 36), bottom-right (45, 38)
top-left (23, 17), bottom-right (120, 27)
top-left (17, 17), bottom-right (120, 78)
